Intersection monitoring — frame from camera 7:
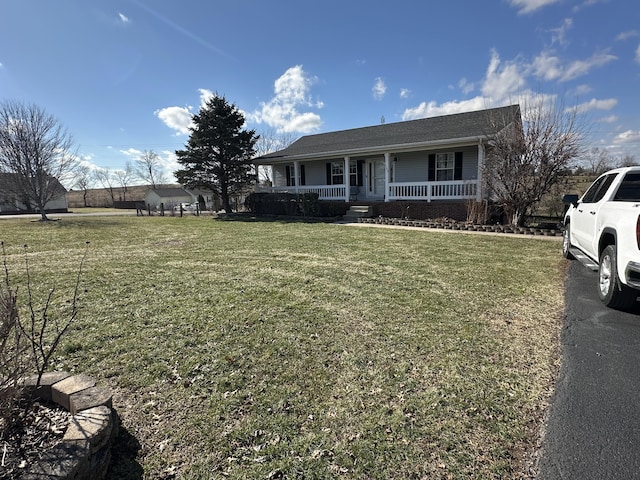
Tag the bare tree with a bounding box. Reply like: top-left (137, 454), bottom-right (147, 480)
top-left (618, 154), bottom-right (638, 167)
top-left (483, 97), bottom-right (588, 226)
top-left (254, 129), bottom-right (297, 185)
top-left (114, 162), bottom-right (134, 201)
top-left (583, 147), bottom-right (614, 176)
top-left (74, 165), bottom-right (93, 207)
top-left (93, 168), bottom-right (117, 207)
top-left (134, 150), bottom-right (166, 189)
top-left (0, 100), bottom-right (78, 220)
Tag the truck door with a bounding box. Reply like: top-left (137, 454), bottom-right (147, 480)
top-left (572, 173), bottom-right (617, 255)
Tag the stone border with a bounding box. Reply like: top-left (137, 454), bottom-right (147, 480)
top-left (19, 372), bottom-right (119, 480)
top-left (356, 217), bottom-right (563, 236)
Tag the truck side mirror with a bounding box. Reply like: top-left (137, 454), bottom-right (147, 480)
top-left (562, 194), bottom-right (579, 207)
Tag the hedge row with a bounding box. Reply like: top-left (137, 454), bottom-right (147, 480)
top-left (244, 193), bottom-right (348, 217)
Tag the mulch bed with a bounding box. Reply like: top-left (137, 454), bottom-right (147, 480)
top-left (1, 398), bottom-right (71, 479)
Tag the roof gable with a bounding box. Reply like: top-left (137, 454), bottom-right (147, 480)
top-left (257, 105), bottom-right (520, 162)
top-left (149, 187), bottom-right (191, 198)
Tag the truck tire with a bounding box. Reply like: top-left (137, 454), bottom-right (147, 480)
top-left (562, 223), bottom-right (575, 260)
top-left (598, 244), bottom-right (638, 310)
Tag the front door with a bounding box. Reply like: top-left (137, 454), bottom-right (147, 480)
top-left (366, 159), bottom-right (385, 199)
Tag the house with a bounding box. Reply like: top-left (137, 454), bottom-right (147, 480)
top-left (254, 105), bottom-right (521, 207)
top-left (0, 173), bottom-right (68, 214)
top-left (144, 187), bottom-right (193, 211)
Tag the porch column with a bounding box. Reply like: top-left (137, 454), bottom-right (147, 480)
top-left (344, 156), bottom-right (350, 202)
top-left (476, 142), bottom-right (485, 201)
top-left (384, 153), bottom-right (391, 202)
top-left (293, 161), bottom-right (300, 194)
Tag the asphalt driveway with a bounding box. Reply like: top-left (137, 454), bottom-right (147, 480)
top-left (538, 260), bottom-right (640, 479)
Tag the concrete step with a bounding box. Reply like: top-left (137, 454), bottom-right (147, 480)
top-left (343, 205), bottom-right (372, 221)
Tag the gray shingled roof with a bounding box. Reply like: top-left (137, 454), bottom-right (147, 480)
top-left (256, 105), bottom-right (520, 162)
top-left (151, 187), bottom-right (190, 197)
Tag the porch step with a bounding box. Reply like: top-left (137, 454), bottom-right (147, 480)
top-left (343, 205), bottom-right (372, 221)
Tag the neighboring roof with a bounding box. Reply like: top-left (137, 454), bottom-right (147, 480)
top-left (0, 173), bottom-right (67, 195)
top-left (147, 187), bottom-right (191, 198)
top-left (256, 105), bottom-right (521, 163)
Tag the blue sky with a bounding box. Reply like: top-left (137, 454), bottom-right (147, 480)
top-left (1, 0), bottom-right (639, 184)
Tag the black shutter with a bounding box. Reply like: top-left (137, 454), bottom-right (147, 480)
top-left (326, 163), bottom-right (332, 185)
top-left (357, 160), bottom-right (364, 187)
top-left (428, 154), bottom-right (436, 181)
top-left (454, 152), bottom-right (463, 180)
top-left (300, 165), bottom-right (306, 186)
top-left (285, 165), bottom-right (291, 186)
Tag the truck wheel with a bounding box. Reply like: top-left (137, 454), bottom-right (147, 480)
top-left (562, 223), bottom-right (575, 259)
top-left (598, 245), bottom-right (638, 310)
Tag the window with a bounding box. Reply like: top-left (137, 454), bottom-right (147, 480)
top-left (287, 165), bottom-right (295, 186)
top-left (285, 164), bottom-right (305, 186)
top-left (349, 162), bottom-right (358, 186)
top-left (581, 174), bottom-right (616, 203)
top-left (331, 162), bottom-right (344, 185)
top-left (428, 152), bottom-right (463, 181)
top-left (614, 172), bottom-right (640, 202)
top-left (435, 153), bottom-right (455, 181)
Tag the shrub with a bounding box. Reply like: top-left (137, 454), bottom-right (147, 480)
top-left (0, 241), bottom-right (88, 435)
top-left (245, 192), bottom-right (323, 216)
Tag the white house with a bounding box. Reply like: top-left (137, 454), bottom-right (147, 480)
top-left (0, 173), bottom-right (68, 214)
top-left (144, 187), bottom-right (193, 210)
top-left (254, 105), bottom-right (521, 204)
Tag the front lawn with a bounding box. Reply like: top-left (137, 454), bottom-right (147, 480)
top-left (0, 216), bottom-right (564, 479)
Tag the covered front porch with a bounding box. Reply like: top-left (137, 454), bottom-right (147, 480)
top-left (258, 145), bottom-right (484, 203)
top-left (256, 179), bottom-right (478, 202)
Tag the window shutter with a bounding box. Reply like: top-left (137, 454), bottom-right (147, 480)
top-left (300, 165), bottom-right (306, 186)
top-left (428, 154), bottom-right (436, 181)
top-left (454, 152), bottom-right (463, 180)
top-left (285, 165), bottom-right (291, 186)
top-left (357, 160), bottom-right (364, 187)
top-left (326, 163), bottom-right (332, 185)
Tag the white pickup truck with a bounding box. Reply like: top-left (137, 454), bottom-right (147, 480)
top-left (563, 166), bottom-right (640, 309)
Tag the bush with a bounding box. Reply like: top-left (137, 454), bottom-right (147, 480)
top-left (0, 242), bottom-right (88, 434)
top-left (245, 192), bottom-right (324, 217)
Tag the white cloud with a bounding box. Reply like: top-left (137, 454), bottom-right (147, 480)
top-left (481, 50), bottom-right (526, 102)
top-left (600, 115), bottom-right (618, 123)
top-left (198, 88), bottom-right (215, 107)
top-left (616, 30), bottom-right (640, 41)
top-left (636, 44), bottom-right (640, 64)
top-left (531, 50), bottom-right (616, 82)
top-left (551, 18), bottom-right (573, 46)
top-left (459, 78), bottom-right (474, 95)
top-left (509, 0), bottom-right (561, 14)
top-left (561, 51), bottom-right (617, 81)
top-left (120, 148), bottom-right (143, 158)
top-left (613, 130), bottom-right (640, 144)
top-left (248, 65), bottom-right (323, 134)
top-left (573, 84), bottom-right (593, 96)
top-left (530, 51), bottom-right (563, 80)
top-left (118, 13), bottom-right (131, 24)
top-left (372, 77), bottom-right (386, 100)
top-left (574, 98), bottom-right (618, 114)
top-left (402, 97), bottom-right (489, 121)
top-left (155, 106), bottom-right (193, 135)
top-left (400, 88), bottom-right (411, 99)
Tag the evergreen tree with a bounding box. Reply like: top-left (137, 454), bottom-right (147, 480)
top-left (175, 95), bottom-right (258, 212)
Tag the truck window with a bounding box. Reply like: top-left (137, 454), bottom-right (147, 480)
top-left (614, 172), bottom-right (640, 202)
top-left (581, 174), bottom-right (616, 203)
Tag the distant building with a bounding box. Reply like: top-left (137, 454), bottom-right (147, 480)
top-left (144, 187), bottom-right (193, 211)
top-left (0, 173), bottom-right (68, 214)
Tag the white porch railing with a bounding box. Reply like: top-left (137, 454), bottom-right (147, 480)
top-left (388, 180), bottom-right (477, 201)
top-left (257, 180), bottom-right (478, 201)
top-left (256, 184), bottom-right (346, 200)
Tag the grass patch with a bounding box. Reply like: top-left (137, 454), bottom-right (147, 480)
top-left (0, 216), bottom-right (564, 479)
